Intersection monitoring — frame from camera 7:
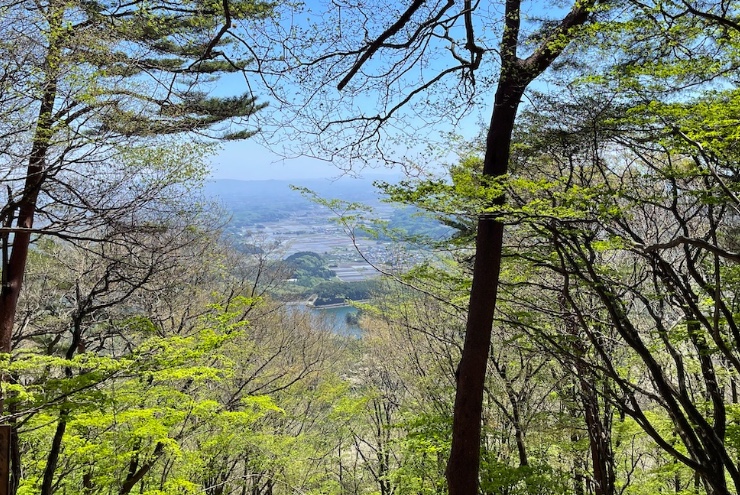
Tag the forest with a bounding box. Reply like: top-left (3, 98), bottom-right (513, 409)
top-left (1, 0), bottom-right (739, 494)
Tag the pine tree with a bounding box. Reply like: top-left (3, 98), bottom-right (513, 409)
top-left (0, 2), bottom-right (269, 490)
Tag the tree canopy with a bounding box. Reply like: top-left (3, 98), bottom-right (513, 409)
top-left (3, 0), bottom-right (740, 494)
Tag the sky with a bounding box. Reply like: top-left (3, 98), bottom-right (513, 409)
top-left (211, 140), bottom-right (339, 180)
top-left (210, 140), bottom-right (406, 181)
top-left (204, 1), bottom-right (500, 182)
top-left (208, 0), bottom-right (563, 182)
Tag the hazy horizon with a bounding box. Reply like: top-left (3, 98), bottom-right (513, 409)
top-left (210, 140), bottom-right (405, 182)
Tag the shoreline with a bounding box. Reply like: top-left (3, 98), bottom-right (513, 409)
top-left (284, 300), bottom-right (369, 309)
top-left (312, 300), bottom-right (369, 309)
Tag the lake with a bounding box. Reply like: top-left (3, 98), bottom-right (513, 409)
top-left (286, 303), bottom-right (362, 337)
top-left (311, 305), bottom-right (362, 337)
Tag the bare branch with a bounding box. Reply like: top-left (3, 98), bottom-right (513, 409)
top-left (642, 235), bottom-right (740, 262)
top-left (338, 0), bottom-right (428, 90)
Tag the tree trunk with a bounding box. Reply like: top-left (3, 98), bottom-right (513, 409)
top-left (446, 76), bottom-right (525, 495)
top-left (580, 379), bottom-right (614, 495)
top-left (329, 2), bottom-right (595, 491)
top-left (572, 431), bottom-right (585, 495)
top-left (0, 13), bottom-right (61, 492)
top-left (8, 407), bottom-right (19, 495)
top-left (40, 412), bottom-right (68, 495)
top-left (445, 0), bottom-right (595, 490)
top-left (40, 320), bottom-right (82, 495)
top-left (119, 442), bottom-right (164, 495)
top-left (561, 289), bottom-right (616, 495)
top-left (0, 38), bottom-right (59, 354)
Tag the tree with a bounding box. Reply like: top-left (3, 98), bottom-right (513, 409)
top-left (244, 1), bottom-right (603, 490)
top-left (0, 0), bottom-right (269, 359)
top-left (10, 216), bottom-right (217, 493)
top-left (9, 227), bottom-right (350, 494)
top-left (234, 0), bottom-right (740, 492)
top-left (470, 70), bottom-right (740, 492)
top-left (0, 5), bottom-right (271, 483)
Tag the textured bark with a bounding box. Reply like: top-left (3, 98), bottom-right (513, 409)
top-left (0, 76), bottom-right (56, 354)
top-left (0, 15), bottom-right (60, 495)
top-left (561, 289), bottom-right (616, 495)
top-left (446, 1), bottom-right (595, 491)
top-left (8, 423), bottom-right (18, 495)
top-left (446, 218), bottom-right (506, 494)
top-left (581, 380), bottom-right (614, 495)
top-left (0, 1), bottom-right (61, 352)
top-left (40, 415), bottom-right (67, 495)
top-left (119, 442), bottom-right (164, 495)
top-left (40, 319), bottom-right (82, 495)
top-left (445, 72), bottom-right (524, 493)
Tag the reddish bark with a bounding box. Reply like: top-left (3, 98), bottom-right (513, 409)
top-left (0, 63), bottom-right (57, 354)
top-left (445, 2), bottom-right (595, 492)
top-left (0, 25), bottom-right (59, 495)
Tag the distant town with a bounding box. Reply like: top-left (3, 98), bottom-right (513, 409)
top-left (205, 177), bottom-right (443, 283)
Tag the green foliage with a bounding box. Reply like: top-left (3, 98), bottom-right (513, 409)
top-left (313, 280), bottom-right (380, 306)
top-left (284, 251), bottom-right (337, 285)
top-left (385, 206), bottom-right (452, 241)
top-left (480, 461), bottom-right (569, 495)
top-left (391, 413), bottom-right (450, 495)
top-left (12, 1), bottom-right (740, 494)
top-left (7, 236), bottom-right (361, 495)
top-left (377, 156), bottom-right (501, 247)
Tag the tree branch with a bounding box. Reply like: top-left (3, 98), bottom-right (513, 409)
top-left (521, 0), bottom-right (596, 74)
top-left (642, 235), bottom-right (740, 262)
top-left (338, 0), bottom-right (428, 90)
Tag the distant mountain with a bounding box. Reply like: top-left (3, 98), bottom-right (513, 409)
top-left (204, 176), bottom-right (390, 208)
top-left (203, 175), bottom-right (452, 241)
top-left (203, 176), bottom-right (396, 227)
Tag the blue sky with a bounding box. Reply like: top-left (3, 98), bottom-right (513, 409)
top-left (206, 1), bottom-right (497, 181)
top-left (210, 0), bottom-right (567, 182)
top-left (211, 140), bottom-right (339, 180)
top-left (211, 139), bottom-right (407, 181)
